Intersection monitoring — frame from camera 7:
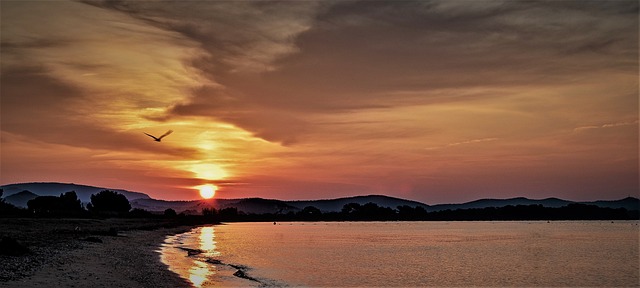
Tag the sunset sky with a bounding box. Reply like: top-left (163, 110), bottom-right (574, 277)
top-left (1, 0), bottom-right (638, 204)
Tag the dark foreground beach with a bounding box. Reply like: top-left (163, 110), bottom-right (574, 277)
top-left (0, 218), bottom-right (196, 288)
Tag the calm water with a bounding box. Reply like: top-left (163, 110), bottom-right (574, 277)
top-left (160, 221), bottom-right (639, 287)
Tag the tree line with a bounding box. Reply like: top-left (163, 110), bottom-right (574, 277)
top-left (0, 189), bottom-right (200, 221)
top-left (1, 190), bottom-right (139, 218)
top-left (201, 202), bottom-right (639, 222)
top-left (1, 189), bottom-right (637, 221)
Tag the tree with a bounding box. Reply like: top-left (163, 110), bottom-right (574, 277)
top-left (218, 207), bottom-right (239, 220)
top-left (298, 206), bottom-right (322, 221)
top-left (129, 208), bottom-right (153, 218)
top-left (28, 196), bottom-right (62, 215)
top-left (27, 191), bottom-right (84, 216)
top-left (59, 191), bottom-right (83, 212)
top-left (341, 203), bottom-right (361, 214)
top-left (202, 207), bottom-right (217, 217)
top-left (0, 189), bottom-right (28, 216)
top-left (0, 189), bottom-right (10, 211)
top-left (164, 208), bottom-right (177, 217)
top-left (88, 190), bottom-right (131, 214)
top-left (396, 205), bottom-right (428, 220)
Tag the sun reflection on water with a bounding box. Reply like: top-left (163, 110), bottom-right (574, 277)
top-left (200, 227), bottom-right (216, 251)
top-left (188, 227), bottom-right (217, 287)
top-left (189, 260), bottom-right (210, 287)
top-left (161, 226), bottom-right (220, 288)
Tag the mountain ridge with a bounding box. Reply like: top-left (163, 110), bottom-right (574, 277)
top-left (125, 195), bottom-right (640, 214)
top-left (2, 182), bottom-right (638, 214)
top-left (3, 190), bottom-right (39, 208)
top-left (1, 182), bottom-right (150, 206)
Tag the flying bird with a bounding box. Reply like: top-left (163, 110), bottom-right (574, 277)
top-left (144, 130), bottom-right (173, 142)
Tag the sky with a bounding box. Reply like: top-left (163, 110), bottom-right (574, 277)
top-left (1, 0), bottom-right (638, 204)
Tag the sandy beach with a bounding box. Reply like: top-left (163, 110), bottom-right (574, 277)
top-left (0, 219), bottom-right (197, 288)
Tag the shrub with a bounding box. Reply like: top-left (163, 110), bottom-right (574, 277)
top-left (164, 208), bottom-right (177, 218)
top-left (88, 190), bottom-right (131, 215)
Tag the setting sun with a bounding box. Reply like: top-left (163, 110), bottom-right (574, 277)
top-left (198, 185), bottom-right (217, 199)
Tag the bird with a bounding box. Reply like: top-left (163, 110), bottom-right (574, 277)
top-left (144, 130), bottom-right (173, 142)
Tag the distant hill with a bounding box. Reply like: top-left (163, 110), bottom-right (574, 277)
top-left (584, 197), bottom-right (640, 211)
top-left (428, 197), bottom-right (574, 212)
top-left (2, 182), bottom-right (637, 215)
top-left (0, 182), bottom-right (150, 205)
top-left (427, 197), bottom-right (639, 212)
top-left (229, 198), bottom-right (299, 214)
top-left (131, 198), bottom-right (207, 214)
top-left (132, 195), bottom-right (639, 215)
top-left (287, 195), bottom-right (430, 212)
top-left (131, 195), bottom-right (428, 214)
top-left (3, 190), bottom-right (39, 208)
top-left (130, 198), bottom-right (299, 215)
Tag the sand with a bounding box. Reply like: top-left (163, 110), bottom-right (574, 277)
top-left (1, 220), bottom-right (196, 288)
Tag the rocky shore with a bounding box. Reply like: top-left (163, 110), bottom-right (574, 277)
top-left (0, 218), bottom-right (197, 287)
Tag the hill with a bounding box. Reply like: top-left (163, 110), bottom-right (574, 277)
top-left (3, 190), bottom-right (39, 208)
top-left (428, 197), bottom-right (573, 212)
top-left (0, 183), bottom-right (150, 205)
top-left (427, 197), bottom-right (639, 212)
top-left (130, 195), bottom-right (427, 214)
top-left (584, 197), bottom-right (639, 211)
top-left (132, 195), bottom-right (638, 215)
top-left (287, 195), bottom-right (429, 212)
top-left (130, 197), bottom-right (300, 215)
top-left (2, 182), bottom-right (637, 215)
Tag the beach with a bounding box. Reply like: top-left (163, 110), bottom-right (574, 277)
top-left (0, 218), bottom-right (196, 288)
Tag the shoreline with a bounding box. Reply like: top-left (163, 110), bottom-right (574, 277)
top-left (1, 219), bottom-right (202, 287)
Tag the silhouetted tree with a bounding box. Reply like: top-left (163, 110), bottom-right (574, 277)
top-left (87, 190), bottom-right (131, 215)
top-left (27, 191), bottom-right (84, 216)
top-left (339, 202), bottom-right (397, 220)
top-left (59, 191), bottom-right (83, 212)
top-left (129, 208), bottom-right (153, 218)
top-left (0, 189), bottom-right (28, 216)
top-left (202, 207), bottom-right (217, 216)
top-left (341, 203), bottom-right (361, 215)
top-left (397, 205), bottom-right (428, 220)
top-left (28, 196), bottom-right (60, 215)
top-left (298, 206), bottom-right (322, 221)
top-left (218, 207), bottom-right (238, 220)
top-left (164, 208), bottom-right (177, 217)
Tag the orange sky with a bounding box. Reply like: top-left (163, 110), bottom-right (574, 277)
top-left (1, 0), bottom-right (638, 203)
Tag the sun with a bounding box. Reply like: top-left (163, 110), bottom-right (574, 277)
top-left (199, 185), bottom-right (217, 199)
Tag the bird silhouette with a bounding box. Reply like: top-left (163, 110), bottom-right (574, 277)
top-left (144, 130), bottom-right (173, 142)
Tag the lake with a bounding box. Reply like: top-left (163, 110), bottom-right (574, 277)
top-left (160, 221), bottom-right (639, 287)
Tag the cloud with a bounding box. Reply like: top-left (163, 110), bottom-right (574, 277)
top-left (423, 138), bottom-right (499, 151)
top-left (82, 0), bottom-right (322, 74)
top-left (1, 0), bottom-right (206, 157)
top-left (447, 138), bottom-right (500, 147)
top-left (573, 120), bottom-right (639, 132)
top-left (2, 0), bottom-right (637, 201)
top-left (0, 67), bottom-right (200, 158)
top-left (73, 0), bottom-right (638, 147)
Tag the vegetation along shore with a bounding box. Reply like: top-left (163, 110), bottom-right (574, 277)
top-left (1, 188), bottom-right (637, 286)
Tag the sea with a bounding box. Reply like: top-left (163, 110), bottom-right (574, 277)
top-left (160, 221), bottom-right (639, 287)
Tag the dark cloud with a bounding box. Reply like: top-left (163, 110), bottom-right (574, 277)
top-left (1, 38), bottom-right (64, 49)
top-left (0, 67), bottom-right (200, 158)
top-left (254, 0), bottom-right (636, 98)
top-left (156, 85), bottom-right (309, 145)
top-left (1, 0), bottom-right (637, 202)
top-left (81, 0), bottom-right (637, 146)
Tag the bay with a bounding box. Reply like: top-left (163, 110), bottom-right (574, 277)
top-left (161, 221), bottom-right (639, 287)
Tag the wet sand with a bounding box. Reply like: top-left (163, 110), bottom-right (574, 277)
top-left (0, 219), bottom-right (198, 288)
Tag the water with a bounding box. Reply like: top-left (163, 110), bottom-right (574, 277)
top-left (160, 221), bottom-right (639, 287)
